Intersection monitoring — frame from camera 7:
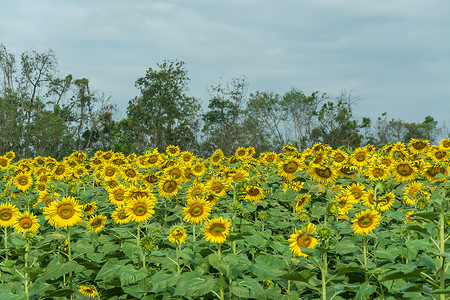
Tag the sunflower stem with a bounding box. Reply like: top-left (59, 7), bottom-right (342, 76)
top-left (4, 227), bottom-right (8, 259)
top-left (67, 227), bottom-right (73, 293)
top-left (321, 251), bottom-right (328, 300)
top-left (218, 243), bottom-right (224, 300)
top-left (363, 235), bottom-right (368, 282)
top-left (24, 240), bottom-right (30, 300)
top-left (439, 193), bottom-right (446, 300)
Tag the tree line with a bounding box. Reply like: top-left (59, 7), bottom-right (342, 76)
top-left (0, 45), bottom-right (446, 159)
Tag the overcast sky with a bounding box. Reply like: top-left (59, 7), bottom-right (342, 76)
top-left (1, 0), bottom-right (450, 126)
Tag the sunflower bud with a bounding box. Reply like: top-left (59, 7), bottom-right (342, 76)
top-left (258, 212), bottom-right (267, 220)
top-left (327, 201), bottom-right (338, 215)
top-left (416, 196), bottom-right (429, 209)
top-left (298, 211), bottom-right (309, 221)
top-left (233, 203), bottom-right (242, 211)
top-left (374, 182), bottom-right (386, 195)
top-left (263, 280), bottom-right (272, 287)
top-left (24, 231), bottom-right (37, 243)
top-left (140, 235), bottom-right (155, 251)
top-left (317, 226), bottom-right (332, 241)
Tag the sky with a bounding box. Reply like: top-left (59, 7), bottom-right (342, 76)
top-left (1, 0), bottom-right (450, 126)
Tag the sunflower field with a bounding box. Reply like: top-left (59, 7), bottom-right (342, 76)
top-left (1, 139), bottom-right (450, 299)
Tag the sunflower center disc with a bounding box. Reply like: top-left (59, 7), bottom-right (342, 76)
top-left (335, 154), bottom-right (345, 163)
top-left (316, 167), bottom-right (332, 178)
top-left (211, 224), bottom-right (225, 236)
top-left (298, 235), bottom-right (311, 247)
top-left (283, 161), bottom-right (298, 174)
top-left (163, 181), bottom-right (177, 193)
top-left (1, 211), bottom-right (12, 221)
top-left (20, 218), bottom-right (32, 229)
top-left (373, 168), bottom-right (384, 177)
top-left (247, 187), bottom-right (260, 196)
top-left (134, 204), bottom-right (147, 216)
top-left (191, 205), bottom-right (203, 216)
top-left (397, 164), bottom-right (413, 176)
top-left (0, 159), bottom-right (7, 167)
top-left (57, 204), bottom-right (75, 219)
top-left (55, 167), bottom-right (65, 175)
top-left (18, 177), bottom-right (28, 185)
top-left (358, 216), bottom-right (372, 228)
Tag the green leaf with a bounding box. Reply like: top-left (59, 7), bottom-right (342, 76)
top-left (379, 267), bottom-right (425, 282)
top-left (354, 282), bottom-right (376, 300)
top-left (151, 271), bottom-right (179, 291)
top-left (71, 239), bottom-right (94, 256)
top-left (46, 259), bottom-right (84, 279)
top-left (336, 263), bottom-right (365, 274)
top-left (208, 253), bottom-right (240, 279)
top-left (412, 211), bottom-right (439, 222)
top-left (278, 270), bottom-right (312, 283)
top-left (122, 242), bottom-right (141, 258)
top-left (95, 259), bottom-right (123, 281)
top-left (232, 276), bottom-right (267, 299)
top-left (373, 249), bottom-right (397, 262)
top-left (45, 289), bottom-right (74, 297)
top-left (174, 271), bottom-right (215, 297)
top-left (406, 225), bottom-right (429, 237)
top-left (250, 255), bottom-right (285, 280)
top-left (119, 265), bottom-right (148, 286)
top-left (430, 288), bottom-right (450, 294)
top-left (333, 240), bottom-right (359, 254)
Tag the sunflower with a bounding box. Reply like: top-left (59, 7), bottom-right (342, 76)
top-left (351, 209), bottom-right (380, 235)
top-left (337, 164), bottom-right (358, 178)
top-left (124, 186), bottom-right (153, 202)
top-left (282, 145), bottom-right (298, 154)
top-left (0, 156), bottom-right (10, 170)
top-left (331, 149), bottom-right (348, 165)
top-left (158, 176), bottom-right (181, 198)
top-left (0, 203), bottom-right (20, 228)
top-left (403, 181), bottom-right (423, 205)
top-left (87, 214), bottom-right (107, 232)
top-left (111, 206), bottom-right (131, 224)
top-left (428, 146), bottom-right (449, 163)
top-left (205, 177), bottom-right (229, 197)
top-left (43, 196), bottom-right (83, 228)
top-left (309, 165), bottom-right (337, 185)
top-left (285, 180), bottom-right (305, 192)
top-left (407, 138), bottom-right (430, 155)
top-left (361, 188), bottom-right (375, 208)
top-left (288, 223), bottom-right (318, 257)
top-left (12, 211), bottom-right (39, 234)
top-left (259, 152), bottom-right (279, 165)
top-left (422, 163), bottom-right (448, 182)
top-left (13, 172), bottom-right (33, 192)
top-left (125, 196), bottom-right (156, 223)
top-left (35, 183), bottom-right (48, 193)
top-left (404, 211), bottom-right (424, 225)
top-left (35, 191), bottom-right (60, 208)
top-left (210, 149), bottom-right (225, 166)
top-left (229, 168), bottom-right (249, 183)
top-left (183, 197), bottom-right (212, 224)
top-left (186, 182), bottom-right (205, 202)
top-left (166, 145), bottom-right (180, 156)
top-left (335, 190), bottom-right (358, 216)
top-left (439, 138), bottom-right (450, 150)
top-left (191, 162), bottom-right (207, 177)
top-left (235, 147), bottom-right (248, 160)
top-left (243, 184), bottom-right (265, 202)
top-left (365, 163), bottom-right (390, 181)
top-left (294, 194), bottom-right (311, 212)
top-left (121, 165), bottom-right (141, 184)
top-left (278, 158), bottom-right (303, 180)
top-left (163, 164), bottom-right (185, 182)
top-left (52, 162), bottom-right (69, 180)
top-left (345, 182), bottom-right (366, 202)
top-left (78, 285), bottom-right (98, 298)
top-left (82, 202), bottom-right (98, 216)
top-left (168, 225), bottom-right (187, 244)
top-left (376, 192), bottom-right (395, 211)
top-left (202, 217), bottom-right (231, 244)
top-left (351, 147), bottom-right (373, 168)
top-left (108, 184), bottom-right (127, 206)
top-left (101, 163), bottom-right (121, 181)
top-left (179, 151), bottom-right (195, 165)
top-left (391, 160), bottom-right (418, 182)
top-left (141, 173), bottom-right (160, 188)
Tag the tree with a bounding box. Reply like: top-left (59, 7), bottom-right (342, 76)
top-left (245, 91), bottom-right (285, 152)
top-left (126, 60), bottom-right (200, 153)
top-left (281, 89), bottom-right (326, 150)
top-left (311, 91), bottom-right (362, 148)
top-left (201, 77), bottom-right (248, 156)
